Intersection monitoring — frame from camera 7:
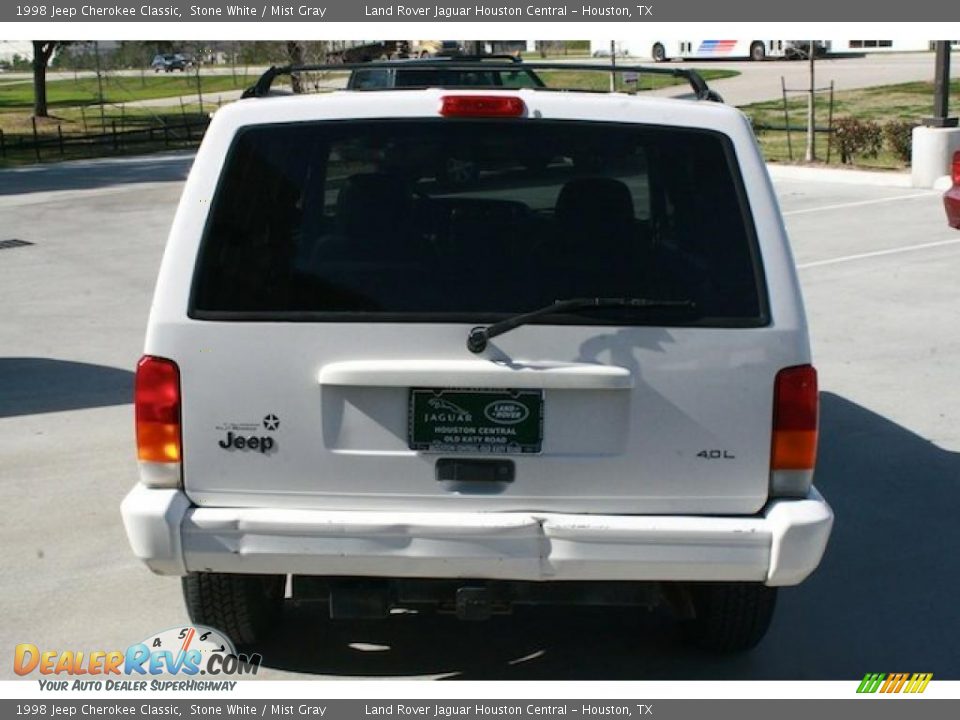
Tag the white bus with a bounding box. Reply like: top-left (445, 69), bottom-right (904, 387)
top-left (592, 40), bottom-right (823, 62)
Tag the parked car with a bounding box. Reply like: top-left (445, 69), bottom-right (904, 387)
top-left (945, 150), bottom-right (960, 229)
top-left (346, 55), bottom-right (544, 90)
top-left (122, 61), bottom-right (833, 654)
top-left (151, 53), bottom-right (190, 73)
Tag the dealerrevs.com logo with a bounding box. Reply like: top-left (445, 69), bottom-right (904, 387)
top-left (14, 626), bottom-right (261, 690)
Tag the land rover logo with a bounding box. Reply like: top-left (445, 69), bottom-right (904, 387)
top-left (484, 400), bottom-right (529, 425)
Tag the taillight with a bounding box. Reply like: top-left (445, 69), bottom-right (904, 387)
top-left (771, 365), bottom-right (818, 470)
top-left (952, 151), bottom-right (960, 185)
top-left (135, 356), bottom-right (181, 467)
top-left (440, 95), bottom-right (526, 118)
top-left (769, 365), bottom-right (818, 498)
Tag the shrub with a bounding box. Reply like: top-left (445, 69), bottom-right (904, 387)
top-left (884, 120), bottom-right (918, 163)
top-left (833, 117), bottom-right (883, 164)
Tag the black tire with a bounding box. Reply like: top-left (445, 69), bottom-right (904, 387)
top-left (683, 583), bottom-right (777, 652)
top-left (750, 42), bottom-right (766, 62)
top-left (182, 572), bottom-right (284, 648)
top-left (651, 43), bottom-right (667, 63)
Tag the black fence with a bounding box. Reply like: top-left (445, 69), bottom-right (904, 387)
top-left (0, 114), bottom-right (211, 163)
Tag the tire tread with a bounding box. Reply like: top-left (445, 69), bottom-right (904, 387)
top-left (686, 583), bottom-right (777, 652)
top-left (181, 573), bottom-right (283, 647)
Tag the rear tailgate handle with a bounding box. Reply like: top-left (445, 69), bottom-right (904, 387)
top-left (318, 360), bottom-right (633, 390)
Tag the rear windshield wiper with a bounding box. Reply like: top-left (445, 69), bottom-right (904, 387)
top-left (467, 297), bottom-right (698, 353)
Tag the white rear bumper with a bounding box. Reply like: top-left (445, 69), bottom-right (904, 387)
top-left (121, 486), bottom-right (833, 587)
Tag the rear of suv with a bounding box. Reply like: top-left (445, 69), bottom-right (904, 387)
top-left (122, 63), bottom-right (833, 654)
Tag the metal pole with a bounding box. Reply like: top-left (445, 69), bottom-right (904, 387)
top-left (94, 41), bottom-right (106, 133)
top-left (826, 81), bottom-right (835, 164)
top-left (782, 76), bottom-right (793, 161)
top-left (610, 41), bottom-right (616, 92)
top-left (195, 59), bottom-right (204, 115)
top-left (805, 41), bottom-right (816, 162)
top-left (31, 116), bottom-right (41, 162)
top-left (924, 41), bottom-right (957, 127)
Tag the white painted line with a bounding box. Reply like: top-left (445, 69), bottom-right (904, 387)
top-left (783, 192), bottom-right (936, 216)
top-left (798, 238), bottom-right (960, 269)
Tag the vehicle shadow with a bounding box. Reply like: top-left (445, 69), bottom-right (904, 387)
top-left (0, 151), bottom-right (193, 196)
top-left (0, 357), bottom-right (133, 418)
top-left (254, 392), bottom-right (960, 679)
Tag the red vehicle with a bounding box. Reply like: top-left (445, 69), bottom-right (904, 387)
top-left (946, 150), bottom-right (960, 229)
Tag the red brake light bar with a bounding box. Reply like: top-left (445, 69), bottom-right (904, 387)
top-left (952, 151), bottom-right (960, 185)
top-left (440, 95), bottom-right (526, 118)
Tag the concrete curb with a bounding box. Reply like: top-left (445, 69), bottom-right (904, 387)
top-left (766, 163), bottom-right (914, 188)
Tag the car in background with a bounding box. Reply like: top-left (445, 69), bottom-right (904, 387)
top-left (945, 150), bottom-right (960, 229)
top-left (151, 53), bottom-right (190, 73)
top-left (346, 55), bottom-right (544, 90)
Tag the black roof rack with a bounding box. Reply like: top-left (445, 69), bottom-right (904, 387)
top-left (241, 60), bottom-right (724, 102)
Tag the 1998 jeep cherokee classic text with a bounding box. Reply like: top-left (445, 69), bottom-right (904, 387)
top-left (121, 63), bottom-right (833, 653)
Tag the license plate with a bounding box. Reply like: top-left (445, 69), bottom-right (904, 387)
top-left (409, 388), bottom-right (543, 454)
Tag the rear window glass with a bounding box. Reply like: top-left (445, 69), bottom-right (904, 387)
top-left (191, 120), bottom-right (767, 326)
top-left (350, 68), bottom-right (543, 89)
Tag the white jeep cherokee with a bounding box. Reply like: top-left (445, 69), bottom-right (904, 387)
top-left (122, 62), bottom-right (833, 653)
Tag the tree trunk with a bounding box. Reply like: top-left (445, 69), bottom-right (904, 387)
top-left (32, 41), bottom-right (60, 118)
top-left (286, 41), bottom-right (304, 93)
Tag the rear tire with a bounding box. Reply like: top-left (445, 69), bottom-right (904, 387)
top-left (651, 43), bottom-right (667, 63)
top-left (750, 42), bottom-right (766, 62)
top-left (683, 583), bottom-right (777, 652)
top-left (182, 572), bottom-right (284, 648)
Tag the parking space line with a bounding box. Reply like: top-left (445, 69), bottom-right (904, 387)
top-left (798, 238), bottom-right (960, 269)
top-left (783, 192), bottom-right (936, 216)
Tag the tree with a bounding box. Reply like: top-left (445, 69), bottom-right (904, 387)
top-left (286, 41), bottom-right (305, 93)
top-left (32, 41), bottom-right (64, 117)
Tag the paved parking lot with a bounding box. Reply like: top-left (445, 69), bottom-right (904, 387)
top-left (1, 153), bottom-right (958, 680)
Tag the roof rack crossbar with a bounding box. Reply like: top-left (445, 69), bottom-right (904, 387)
top-left (240, 61), bottom-right (723, 102)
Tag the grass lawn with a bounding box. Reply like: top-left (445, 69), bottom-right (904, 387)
top-left (0, 72), bottom-right (255, 110)
top-left (538, 68), bottom-right (739, 93)
top-left (743, 78), bottom-right (960, 169)
top-left (3, 72), bottom-right (956, 170)
top-left (0, 104), bottom-right (210, 166)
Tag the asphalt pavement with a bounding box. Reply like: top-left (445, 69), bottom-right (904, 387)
top-left (1, 153), bottom-right (958, 680)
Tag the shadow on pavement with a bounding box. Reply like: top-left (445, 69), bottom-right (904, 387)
top-left (0, 152), bottom-right (193, 196)
top-left (253, 392), bottom-right (960, 679)
top-left (0, 358), bottom-right (133, 418)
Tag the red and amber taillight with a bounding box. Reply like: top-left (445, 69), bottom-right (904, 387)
top-left (770, 365), bottom-right (818, 496)
top-left (135, 355), bottom-right (182, 487)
